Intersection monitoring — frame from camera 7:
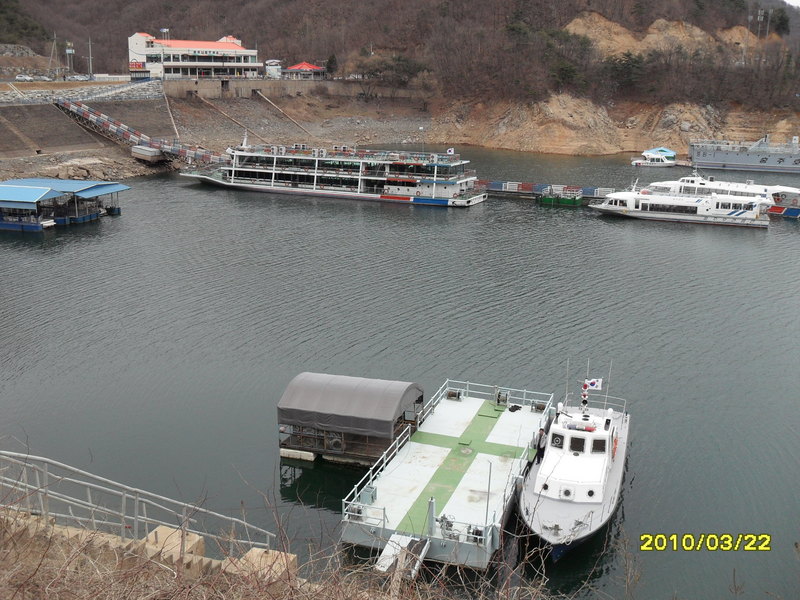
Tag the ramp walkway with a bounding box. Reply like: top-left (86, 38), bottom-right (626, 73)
top-left (54, 98), bottom-right (230, 165)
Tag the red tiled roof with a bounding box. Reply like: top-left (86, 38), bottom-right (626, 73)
top-left (287, 61), bottom-right (324, 71)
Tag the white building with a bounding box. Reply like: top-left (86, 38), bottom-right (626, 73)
top-left (128, 33), bottom-right (260, 80)
top-left (264, 59), bottom-right (282, 80)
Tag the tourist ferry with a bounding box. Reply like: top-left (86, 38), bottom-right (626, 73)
top-left (690, 135), bottom-right (800, 173)
top-left (181, 141), bottom-right (487, 207)
top-left (588, 172), bottom-right (799, 228)
top-left (518, 378), bottom-right (630, 562)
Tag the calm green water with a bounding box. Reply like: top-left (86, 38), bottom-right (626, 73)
top-left (1, 149), bottom-right (798, 598)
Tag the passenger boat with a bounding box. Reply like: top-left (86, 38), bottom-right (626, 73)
top-left (690, 134), bottom-right (800, 173)
top-left (518, 378), bottom-right (630, 562)
top-left (587, 172), bottom-right (800, 228)
top-left (768, 189), bottom-right (800, 219)
top-left (181, 141), bottom-right (487, 207)
top-left (631, 148), bottom-right (676, 167)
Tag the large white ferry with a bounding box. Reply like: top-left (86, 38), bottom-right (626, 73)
top-left (181, 142), bottom-right (487, 207)
top-left (518, 379), bottom-right (630, 562)
top-left (588, 173), bottom-right (800, 228)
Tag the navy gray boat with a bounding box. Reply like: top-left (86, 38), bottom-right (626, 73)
top-left (690, 135), bottom-right (800, 173)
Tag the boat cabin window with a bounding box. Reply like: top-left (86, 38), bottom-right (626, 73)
top-left (551, 433), bottom-right (564, 449)
top-left (717, 201), bottom-right (747, 210)
top-left (569, 436), bottom-right (586, 453)
top-left (592, 439), bottom-right (607, 453)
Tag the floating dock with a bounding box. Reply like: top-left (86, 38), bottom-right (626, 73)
top-left (477, 180), bottom-right (616, 205)
top-left (0, 178), bottom-right (128, 232)
top-left (340, 379), bottom-right (554, 573)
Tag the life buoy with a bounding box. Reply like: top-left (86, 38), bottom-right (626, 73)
top-left (415, 191), bottom-right (421, 197)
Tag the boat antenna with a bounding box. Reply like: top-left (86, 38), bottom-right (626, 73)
top-left (564, 357), bottom-right (570, 401)
top-left (605, 359), bottom-right (613, 405)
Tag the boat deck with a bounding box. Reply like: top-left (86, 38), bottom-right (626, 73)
top-left (341, 380), bottom-right (553, 570)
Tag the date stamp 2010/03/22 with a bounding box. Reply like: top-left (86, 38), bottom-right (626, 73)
top-left (639, 533), bottom-right (771, 552)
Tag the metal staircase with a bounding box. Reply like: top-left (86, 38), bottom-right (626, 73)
top-left (0, 450), bottom-right (276, 565)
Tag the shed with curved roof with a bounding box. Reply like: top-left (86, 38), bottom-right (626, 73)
top-left (277, 372), bottom-right (424, 438)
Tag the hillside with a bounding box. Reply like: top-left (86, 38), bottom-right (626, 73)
top-left (1, 5), bottom-right (800, 178)
top-left (4, 0), bottom-right (799, 110)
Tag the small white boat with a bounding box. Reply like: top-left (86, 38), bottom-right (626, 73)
top-left (631, 148), bottom-right (676, 167)
top-left (518, 377), bottom-right (630, 562)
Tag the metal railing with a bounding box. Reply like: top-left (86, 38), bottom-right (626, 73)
top-left (55, 98), bottom-right (230, 165)
top-left (563, 391), bottom-right (628, 414)
top-left (0, 451), bottom-right (275, 557)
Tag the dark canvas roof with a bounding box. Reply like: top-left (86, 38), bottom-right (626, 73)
top-left (277, 372), bottom-right (424, 438)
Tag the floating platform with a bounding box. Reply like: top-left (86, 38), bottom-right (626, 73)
top-left (132, 145), bottom-right (165, 163)
top-left (277, 372), bottom-right (425, 466)
top-left (477, 180), bottom-right (616, 204)
top-left (340, 379), bottom-right (554, 572)
top-left (0, 178), bottom-right (128, 233)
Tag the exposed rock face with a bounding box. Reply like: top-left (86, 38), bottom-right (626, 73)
top-left (565, 11), bottom-right (777, 57)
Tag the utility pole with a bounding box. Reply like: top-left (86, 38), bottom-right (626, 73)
top-left (765, 9), bottom-right (773, 38)
top-left (48, 32), bottom-right (56, 75)
top-left (65, 41), bottom-right (74, 73)
top-left (88, 38), bottom-right (93, 76)
top-left (757, 9), bottom-right (764, 39)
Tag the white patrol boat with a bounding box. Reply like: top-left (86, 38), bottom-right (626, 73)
top-left (518, 378), bottom-right (630, 562)
top-left (588, 172), bottom-right (800, 228)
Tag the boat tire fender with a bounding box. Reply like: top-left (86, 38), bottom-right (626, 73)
top-left (416, 191), bottom-right (420, 197)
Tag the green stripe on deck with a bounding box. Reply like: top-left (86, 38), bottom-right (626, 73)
top-left (398, 400), bottom-right (529, 534)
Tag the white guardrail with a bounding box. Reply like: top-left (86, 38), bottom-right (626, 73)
top-left (0, 451), bottom-right (275, 557)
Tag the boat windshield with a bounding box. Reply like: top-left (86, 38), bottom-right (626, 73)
top-left (569, 436), bottom-right (586, 452)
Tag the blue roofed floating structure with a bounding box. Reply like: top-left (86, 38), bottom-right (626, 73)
top-left (0, 178), bottom-right (130, 232)
top-left (643, 147), bottom-right (677, 159)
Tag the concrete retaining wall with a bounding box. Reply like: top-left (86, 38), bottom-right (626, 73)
top-left (164, 79), bottom-right (420, 100)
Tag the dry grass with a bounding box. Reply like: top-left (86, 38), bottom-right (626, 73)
top-left (0, 507), bottom-right (564, 600)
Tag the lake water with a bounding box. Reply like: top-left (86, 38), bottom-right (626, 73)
top-left (1, 148), bottom-right (798, 598)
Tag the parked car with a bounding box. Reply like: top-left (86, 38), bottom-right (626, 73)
top-left (15, 74), bottom-right (34, 82)
top-left (66, 74), bottom-right (91, 81)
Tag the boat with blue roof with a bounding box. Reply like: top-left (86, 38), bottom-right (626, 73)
top-left (631, 147), bottom-right (677, 167)
top-left (0, 178), bottom-right (129, 232)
